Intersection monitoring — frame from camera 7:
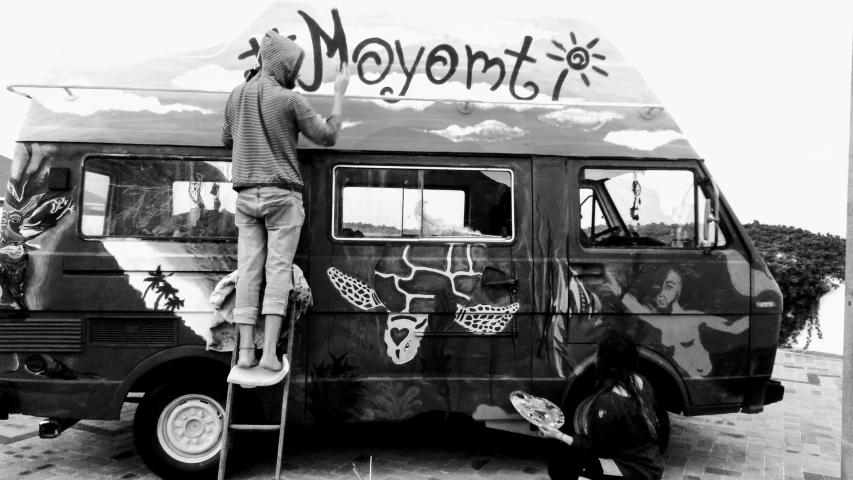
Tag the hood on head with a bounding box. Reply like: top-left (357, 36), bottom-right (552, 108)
top-left (260, 30), bottom-right (304, 88)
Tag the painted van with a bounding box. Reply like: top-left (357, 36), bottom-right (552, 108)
top-left (1, 2), bottom-right (783, 478)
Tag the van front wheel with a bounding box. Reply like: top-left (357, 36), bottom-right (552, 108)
top-left (134, 383), bottom-right (226, 479)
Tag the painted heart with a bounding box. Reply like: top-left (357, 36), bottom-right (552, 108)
top-left (390, 327), bottom-right (409, 346)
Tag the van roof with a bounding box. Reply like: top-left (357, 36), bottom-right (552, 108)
top-left (9, 2), bottom-right (699, 160)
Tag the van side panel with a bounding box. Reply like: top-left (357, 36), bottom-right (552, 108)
top-left (0, 142), bottom-right (782, 423)
top-left (305, 153), bottom-right (535, 423)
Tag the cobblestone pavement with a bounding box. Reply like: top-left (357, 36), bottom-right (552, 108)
top-left (0, 349), bottom-right (842, 480)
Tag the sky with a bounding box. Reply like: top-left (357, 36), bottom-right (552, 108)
top-left (0, 0), bottom-right (850, 236)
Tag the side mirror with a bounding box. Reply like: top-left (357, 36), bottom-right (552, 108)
top-left (699, 179), bottom-right (720, 249)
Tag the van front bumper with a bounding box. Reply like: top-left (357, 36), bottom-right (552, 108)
top-left (740, 377), bottom-right (785, 414)
top-left (763, 378), bottom-right (784, 406)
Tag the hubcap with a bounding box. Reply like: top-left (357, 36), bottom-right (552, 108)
top-left (157, 394), bottom-right (224, 464)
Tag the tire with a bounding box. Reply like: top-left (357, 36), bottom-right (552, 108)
top-left (563, 390), bottom-right (671, 454)
top-left (134, 382), bottom-right (229, 479)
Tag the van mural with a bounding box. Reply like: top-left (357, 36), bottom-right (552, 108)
top-left (548, 261), bottom-right (751, 380)
top-left (0, 144), bottom-right (74, 312)
top-left (327, 244), bottom-right (520, 364)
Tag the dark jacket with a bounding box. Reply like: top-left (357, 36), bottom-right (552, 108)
top-left (570, 375), bottom-right (664, 480)
top-left (222, 30), bottom-right (341, 190)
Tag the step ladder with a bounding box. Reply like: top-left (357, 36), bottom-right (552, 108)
top-left (217, 303), bottom-right (298, 480)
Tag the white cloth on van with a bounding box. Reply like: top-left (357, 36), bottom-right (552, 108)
top-left (210, 271), bottom-right (239, 318)
top-left (207, 264), bottom-right (312, 352)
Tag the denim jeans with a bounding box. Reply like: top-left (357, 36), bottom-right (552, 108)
top-left (233, 187), bottom-right (304, 325)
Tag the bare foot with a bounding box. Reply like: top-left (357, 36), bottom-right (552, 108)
top-left (237, 348), bottom-right (258, 368)
top-left (258, 353), bottom-right (282, 371)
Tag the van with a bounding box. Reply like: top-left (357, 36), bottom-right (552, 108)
top-left (1, 3), bottom-right (783, 477)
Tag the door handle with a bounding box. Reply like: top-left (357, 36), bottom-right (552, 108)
top-left (483, 278), bottom-right (518, 288)
top-left (483, 277), bottom-right (518, 295)
top-left (571, 263), bottom-right (604, 276)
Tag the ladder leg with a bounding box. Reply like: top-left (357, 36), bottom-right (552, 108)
top-left (217, 329), bottom-right (240, 480)
top-left (275, 303), bottom-right (299, 480)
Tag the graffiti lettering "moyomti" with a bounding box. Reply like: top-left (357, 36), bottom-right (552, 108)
top-left (241, 9), bottom-right (609, 102)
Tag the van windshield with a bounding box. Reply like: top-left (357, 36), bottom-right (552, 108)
top-left (580, 168), bottom-right (702, 248)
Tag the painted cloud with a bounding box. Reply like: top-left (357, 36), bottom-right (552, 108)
top-left (539, 108), bottom-right (624, 130)
top-left (172, 64), bottom-right (246, 92)
top-left (36, 90), bottom-right (215, 117)
top-left (604, 130), bottom-right (685, 151)
top-left (424, 120), bottom-right (526, 143)
top-left (365, 99), bottom-right (435, 112)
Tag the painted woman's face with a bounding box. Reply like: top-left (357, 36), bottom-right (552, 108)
top-left (653, 270), bottom-right (682, 311)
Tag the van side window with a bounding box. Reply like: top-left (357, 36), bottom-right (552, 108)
top-left (334, 166), bottom-right (513, 241)
top-left (82, 157), bottom-right (238, 239)
top-left (580, 168), bottom-right (701, 248)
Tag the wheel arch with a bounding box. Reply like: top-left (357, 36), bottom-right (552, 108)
top-left (637, 346), bottom-right (687, 414)
top-left (109, 346), bottom-right (230, 417)
top-left (561, 346), bottom-right (687, 414)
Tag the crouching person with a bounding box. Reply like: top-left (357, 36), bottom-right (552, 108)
top-left (539, 329), bottom-right (664, 480)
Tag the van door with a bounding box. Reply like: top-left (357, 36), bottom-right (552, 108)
top-left (306, 153), bottom-right (534, 423)
top-left (566, 160), bottom-right (752, 410)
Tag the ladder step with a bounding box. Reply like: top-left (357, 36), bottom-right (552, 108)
top-left (229, 424), bottom-right (282, 432)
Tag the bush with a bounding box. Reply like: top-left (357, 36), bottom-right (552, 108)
top-left (743, 221), bottom-right (845, 347)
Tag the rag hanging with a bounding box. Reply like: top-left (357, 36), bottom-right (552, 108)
top-left (207, 265), bottom-right (312, 352)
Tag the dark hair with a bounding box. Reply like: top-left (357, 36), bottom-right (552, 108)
top-left (592, 329), bottom-right (659, 440)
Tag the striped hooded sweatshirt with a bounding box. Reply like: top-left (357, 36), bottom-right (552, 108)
top-left (222, 30), bottom-right (341, 190)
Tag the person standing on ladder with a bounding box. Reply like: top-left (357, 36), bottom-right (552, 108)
top-left (222, 29), bottom-right (350, 372)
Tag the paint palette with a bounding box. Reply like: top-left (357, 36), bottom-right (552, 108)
top-left (510, 391), bottom-right (564, 429)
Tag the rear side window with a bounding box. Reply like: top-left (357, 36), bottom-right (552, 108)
top-left (333, 166), bottom-right (513, 241)
top-left (82, 157), bottom-right (237, 239)
top-left (580, 168), bottom-right (719, 248)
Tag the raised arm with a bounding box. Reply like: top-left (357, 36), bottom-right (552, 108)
top-left (292, 63), bottom-right (350, 147)
top-left (621, 292), bottom-right (654, 315)
top-left (330, 62), bottom-right (349, 118)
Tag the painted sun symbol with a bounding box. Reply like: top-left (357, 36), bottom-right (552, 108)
top-left (547, 32), bottom-right (608, 88)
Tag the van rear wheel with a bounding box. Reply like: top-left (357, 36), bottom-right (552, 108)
top-left (134, 382), bottom-right (227, 479)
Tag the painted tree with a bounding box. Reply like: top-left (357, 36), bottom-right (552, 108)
top-left (142, 265), bottom-right (185, 312)
top-left (743, 221), bottom-right (845, 347)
